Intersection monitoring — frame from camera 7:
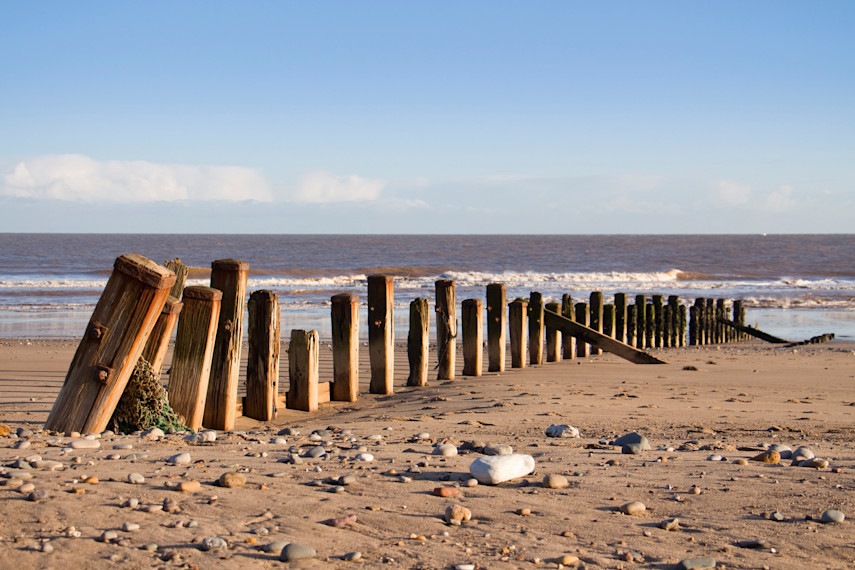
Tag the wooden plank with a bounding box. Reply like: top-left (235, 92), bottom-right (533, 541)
top-left (245, 290), bottom-right (280, 421)
top-left (544, 309), bottom-right (667, 365)
top-left (407, 298), bottom-right (429, 386)
top-left (528, 292), bottom-right (544, 365)
top-left (508, 299), bottom-right (528, 368)
top-left (331, 293), bottom-right (360, 399)
top-left (287, 329), bottom-right (319, 412)
top-left (462, 299), bottom-right (483, 376)
top-left (717, 317), bottom-right (789, 344)
top-left (486, 284), bottom-right (506, 372)
top-left (368, 274), bottom-right (394, 394)
top-left (140, 296), bottom-right (183, 374)
top-left (45, 254), bottom-right (176, 434)
top-left (435, 279), bottom-right (456, 380)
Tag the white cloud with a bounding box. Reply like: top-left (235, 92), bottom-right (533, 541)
top-left (763, 184), bottom-right (796, 212)
top-left (712, 180), bottom-right (751, 205)
top-left (1, 154), bottom-right (273, 202)
top-left (292, 170), bottom-right (385, 203)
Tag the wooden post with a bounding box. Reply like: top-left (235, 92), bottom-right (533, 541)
top-left (287, 329), bottom-right (319, 412)
top-left (462, 299), bottom-right (482, 376)
top-left (652, 295), bottom-right (663, 348)
top-left (589, 292), bottom-right (603, 355)
top-left (168, 286), bottom-right (222, 431)
top-left (203, 259), bottom-right (248, 431)
top-left (330, 294), bottom-right (359, 400)
top-left (705, 298), bottom-right (715, 345)
top-left (715, 299), bottom-right (725, 343)
top-left (486, 284), bottom-right (506, 372)
top-left (528, 292), bottom-right (544, 365)
top-left (626, 304), bottom-right (637, 347)
top-left (407, 298), bottom-right (429, 386)
top-left (140, 297), bottom-right (183, 375)
top-left (645, 302), bottom-right (654, 349)
top-left (668, 296), bottom-right (680, 347)
top-left (561, 294), bottom-right (575, 360)
top-left (614, 293), bottom-right (627, 344)
top-left (368, 275), bottom-right (394, 394)
top-left (45, 254), bottom-right (176, 434)
top-left (508, 299), bottom-right (528, 368)
top-left (435, 279), bottom-right (457, 381)
top-left (244, 290), bottom-right (280, 421)
top-left (689, 303), bottom-right (699, 345)
top-left (733, 300), bottom-right (744, 341)
top-left (635, 294), bottom-right (646, 348)
top-left (678, 304), bottom-right (687, 346)
top-left (545, 301), bottom-right (561, 362)
top-left (603, 304), bottom-right (615, 341)
top-left (663, 305), bottom-right (672, 348)
top-left (575, 302), bottom-right (589, 357)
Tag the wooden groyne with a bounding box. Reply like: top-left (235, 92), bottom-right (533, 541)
top-left (45, 254), bottom-right (825, 432)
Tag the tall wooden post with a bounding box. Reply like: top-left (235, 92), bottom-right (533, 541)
top-left (635, 294), bottom-right (646, 348)
top-left (245, 290), bottom-right (280, 421)
top-left (678, 304), bottom-right (687, 346)
top-left (705, 298), bottom-right (715, 345)
top-left (508, 299), bottom-right (528, 368)
top-left (528, 292), bottom-right (544, 365)
top-left (603, 304), bottom-right (615, 341)
top-left (614, 293), bottom-right (627, 344)
top-left (203, 259), bottom-right (248, 431)
top-left (486, 284), bottom-right (506, 372)
top-left (561, 294), bottom-right (575, 359)
top-left (545, 301), bottom-right (562, 362)
top-left (589, 292), bottom-right (603, 355)
top-left (140, 297), bottom-right (183, 374)
top-left (645, 302), bottom-right (654, 349)
top-left (662, 305), bottom-right (672, 348)
top-left (689, 303), bottom-right (699, 345)
top-left (331, 294), bottom-right (359, 400)
top-left (368, 275), bottom-right (394, 394)
top-left (45, 254), bottom-right (176, 434)
top-left (575, 302), bottom-right (589, 358)
top-left (462, 299), bottom-right (482, 376)
top-left (668, 296), bottom-right (680, 347)
top-left (168, 286), bottom-right (222, 431)
top-left (435, 279), bottom-right (457, 381)
top-left (407, 298), bottom-right (429, 386)
top-left (626, 304), bottom-right (637, 347)
top-left (733, 300), bottom-right (744, 341)
top-left (652, 295), bottom-right (664, 348)
top-left (715, 299), bottom-right (725, 344)
top-left (287, 329), bottom-right (319, 412)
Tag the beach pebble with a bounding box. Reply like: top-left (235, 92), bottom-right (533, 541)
top-left (69, 439), bottom-right (100, 450)
top-left (113, 443), bottom-right (134, 450)
top-left (127, 473), bottom-right (145, 484)
top-left (469, 454), bottom-right (535, 485)
top-left (482, 444), bottom-right (513, 456)
top-left (178, 480), bottom-right (200, 493)
top-left (28, 489), bottom-right (49, 502)
top-left (551, 555), bottom-right (580, 566)
top-left (100, 530), bottom-right (119, 542)
top-left (707, 455), bottom-right (724, 462)
top-left (126, 453), bottom-right (148, 461)
top-left (546, 424), bottom-right (580, 438)
top-left (305, 445), bottom-right (326, 458)
top-left (280, 543), bottom-right (316, 562)
top-left (750, 450), bottom-right (780, 464)
top-left (18, 482), bottom-right (36, 493)
top-left (14, 440), bottom-right (31, 450)
top-left (433, 443), bottom-right (458, 457)
top-left (821, 509), bottom-right (845, 524)
top-left (462, 478), bottom-right (478, 487)
top-left (434, 486), bottom-right (459, 498)
top-left (736, 539), bottom-right (771, 549)
top-left (799, 458), bottom-right (829, 469)
top-left (622, 443), bottom-right (644, 455)
top-left (455, 565), bottom-right (476, 570)
top-left (39, 541), bottom-right (54, 553)
top-left (0, 424), bottom-right (10, 437)
top-left (142, 428), bottom-right (165, 440)
top-left (123, 498), bottom-right (140, 508)
top-left (122, 522), bottom-right (140, 532)
top-left (324, 514), bottom-right (357, 528)
top-left (355, 453), bottom-right (374, 462)
top-left (444, 504), bottom-right (472, 524)
top-left (272, 437), bottom-right (287, 445)
top-left (218, 472), bottom-right (246, 488)
top-left (201, 536), bottom-right (228, 551)
top-left (342, 551), bottom-right (362, 561)
top-left (678, 557), bottom-right (716, 569)
top-left (613, 432), bottom-right (651, 451)
top-left (770, 511), bottom-right (786, 522)
top-left (542, 473), bottom-right (569, 489)
top-left (278, 427), bottom-right (298, 436)
top-left (619, 501), bottom-right (646, 515)
top-left (733, 458), bottom-right (749, 466)
top-left (792, 446), bottom-right (816, 460)
top-left (167, 453), bottom-right (192, 465)
top-left (263, 540), bottom-right (290, 553)
top-left (414, 432), bottom-right (431, 440)
top-left (661, 518), bottom-right (681, 531)
top-left (768, 444), bottom-right (792, 459)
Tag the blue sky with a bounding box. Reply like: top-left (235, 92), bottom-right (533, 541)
top-left (1, 1), bottom-right (852, 233)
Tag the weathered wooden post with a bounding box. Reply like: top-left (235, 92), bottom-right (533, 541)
top-left (668, 295), bottom-right (680, 347)
top-left (462, 299), bottom-right (483, 376)
top-left (626, 304), bottom-right (637, 347)
top-left (603, 304), bottom-right (615, 341)
top-left (678, 304), bottom-right (687, 346)
top-left (575, 302), bottom-right (590, 358)
top-left (635, 294), bottom-right (646, 348)
top-left (486, 284), bottom-right (506, 372)
top-left (715, 299), bottom-right (725, 343)
top-left (733, 300), bottom-right (745, 341)
top-left (589, 292), bottom-right (603, 355)
top-left (652, 295), bottom-right (664, 348)
top-left (662, 305), bottom-right (672, 348)
top-left (705, 298), bottom-right (715, 344)
top-left (203, 259), bottom-right (248, 431)
top-left (168, 286), bottom-right (222, 430)
top-left (407, 298), bottom-right (429, 386)
top-left (368, 274), bottom-right (394, 394)
top-left (287, 329), bottom-right (319, 412)
top-left (141, 258), bottom-right (188, 375)
top-left (244, 290), bottom-right (280, 421)
top-left (435, 279), bottom-right (457, 381)
top-left (45, 254), bottom-right (176, 434)
top-left (508, 298), bottom-right (528, 368)
top-left (689, 302), bottom-right (700, 345)
top-left (561, 294), bottom-right (575, 359)
top-left (331, 293), bottom-right (360, 399)
top-left (545, 301), bottom-right (561, 362)
top-left (645, 302), bottom-right (654, 348)
top-left (614, 293), bottom-right (627, 343)
top-left (528, 292), bottom-right (544, 365)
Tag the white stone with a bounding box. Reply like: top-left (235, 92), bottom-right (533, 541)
top-left (69, 439), bottom-right (100, 450)
top-left (167, 453), bottom-right (192, 465)
top-left (433, 443), bottom-right (458, 457)
top-left (545, 424), bottom-right (580, 438)
top-left (469, 454), bottom-right (535, 485)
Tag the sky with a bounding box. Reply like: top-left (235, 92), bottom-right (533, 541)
top-left (1, 1), bottom-right (853, 234)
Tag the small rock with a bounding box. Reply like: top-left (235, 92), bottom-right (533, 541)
top-left (792, 446), bottom-right (816, 460)
top-left (280, 543), bottom-right (316, 562)
top-left (619, 501), bottom-right (646, 515)
top-left (178, 480), bottom-right (200, 493)
top-left (127, 473), bottom-right (145, 484)
top-left (122, 522), bottom-right (140, 532)
top-left (444, 504), bottom-right (472, 524)
top-left (142, 427), bottom-right (165, 440)
top-left (200, 536), bottom-right (228, 551)
top-left (661, 517), bottom-right (681, 531)
top-left (218, 472), bottom-right (246, 488)
top-left (433, 443), bottom-right (458, 457)
top-left (545, 424), bottom-right (580, 438)
top-left (434, 486), bottom-right (459, 498)
top-left (736, 539), bottom-right (771, 549)
top-left (100, 530), bottom-right (120, 543)
top-left (821, 509), bottom-right (845, 524)
top-left (305, 445), bottom-right (326, 458)
top-left (469, 454), bottom-right (535, 485)
top-left (355, 453), bottom-right (374, 462)
top-left (69, 439), bottom-right (100, 450)
top-left (622, 443), bottom-right (644, 455)
top-left (482, 444), bottom-right (513, 455)
top-left (542, 474), bottom-right (569, 489)
top-left (515, 507), bottom-right (532, 516)
top-left (677, 556), bottom-right (716, 569)
top-left (263, 540), bottom-right (290, 553)
top-left (768, 444), bottom-right (792, 459)
top-left (770, 511), bottom-right (786, 522)
top-left (167, 453), bottom-right (192, 465)
top-left (706, 455), bottom-right (724, 462)
top-left (18, 482), bottom-right (36, 494)
top-left (28, 490), bottom-right (49, 502)
top-left (462, 478), bottom-right (478, 487)
top-left (552, 555), bottom-right (579, 566)
top-left (799, 458), bottom-right (829, 469)
top-left (324, 514), bottom-right (357, 528)
top-left (613, 432), bottom-right (651, 450)
top-left (342, 551), bottom-right (362, 561)
top-left (733, 458), bottom-right (749, 466)
top-left (339, 474), bottom-right (357, 486)
top-left (750, 450), bottom-right (780, 464)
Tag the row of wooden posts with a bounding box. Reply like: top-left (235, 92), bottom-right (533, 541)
top-left (44, 255), bottom-right (750, 435)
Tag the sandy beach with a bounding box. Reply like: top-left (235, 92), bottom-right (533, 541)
top-left (2, 338), bottom-right (855, 569)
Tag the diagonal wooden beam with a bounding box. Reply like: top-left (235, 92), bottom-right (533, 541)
top-left (717, 317), bottom-right (789, 344)
top-left (544, 309), bottom-right (666, 364)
